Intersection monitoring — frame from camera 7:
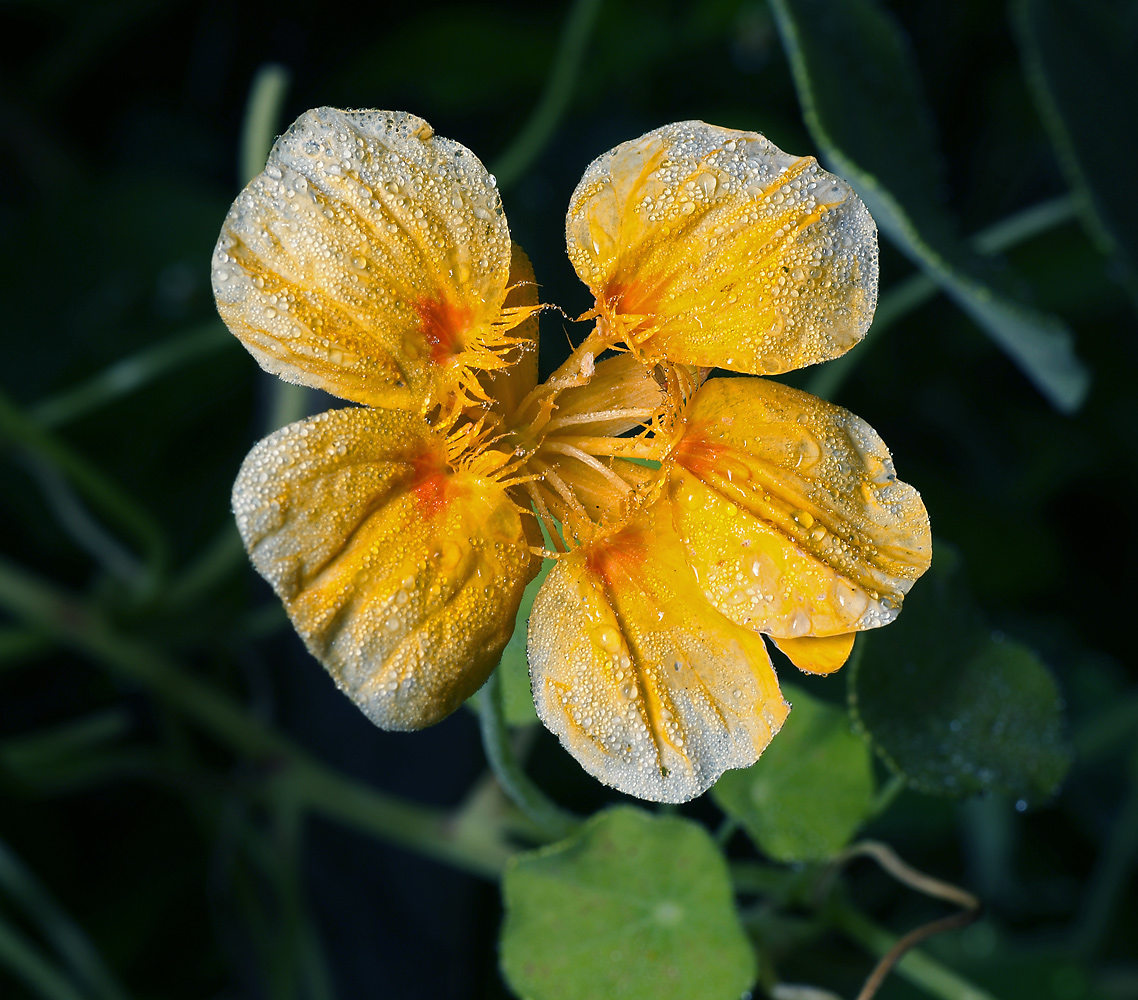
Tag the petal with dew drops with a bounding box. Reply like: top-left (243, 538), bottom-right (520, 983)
top-left (528, 501), bottom-right (789, 803)
top-left (214, 108), bottom-right (526, 412)
top-left (770, 633), bottom-right (855, 675)
top-left (669, 377), bottom-right (930, 638)
top-left (566, 121), bottom-right (878, 375)
top-left (232, 406), bottom-right (540, 730)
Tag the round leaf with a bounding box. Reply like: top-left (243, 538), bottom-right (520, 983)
top-left (850, 548), bottom-right (1071, 803)
top-left (712, 682), bottom-right (874, 862)
top-left (500, 806), bottom-right (756, 1000)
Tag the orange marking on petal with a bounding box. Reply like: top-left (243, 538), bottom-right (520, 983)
top-left (408, 453), bottom-right (450, 518)
top-left (604, 278), bottom-right (651, 315)
top-left (415, 295), bottom-right (472, 363)
top-left (673, 424), bottom-right (751, 486)
top-left (586, 524), bottom-right (648, 588)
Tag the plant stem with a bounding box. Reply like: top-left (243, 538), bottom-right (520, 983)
top-left (0, 837), bottom-right (130, 1000)
top-left (868, 773), bottom-right (906, 820)
top-left (1072, 741), bottom-right (1138, 957)
top-left (0, 389), bottom-right (167, 587)
top-left (30, 323), bottom-right (231, 429)
top-left (491, 0), bottom-right (604, 190)
top-left (0, 556), bottom-right (514, 880)
top-left (0, 913), bottom-right (90, 1000)
top-left (478, 667), bottom-right (581, 841)
top-left (831, 901), bottom-right (1000, 1000)
top-left (807, 195), bottom-right (1076, 401)
top-left (240, 63), bottom-right (291, 185)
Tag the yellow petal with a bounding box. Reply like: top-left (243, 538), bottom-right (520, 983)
top-left (566, 121), bottom-right (877, 375)
top-left (214, 108), bottom-right (518, 411)
top-left (527, 501), bottom-right (788, 803)
top-left (669, 377), bottom-right (930, 637)
top-left (232, 406), bottom-right (539, 729)
top-left (770, 633), bottom-right (855, 675)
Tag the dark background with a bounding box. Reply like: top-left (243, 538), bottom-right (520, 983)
top-left (0, 1), bottom-right (1135, 998)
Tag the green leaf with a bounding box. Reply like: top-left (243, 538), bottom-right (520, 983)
top-left (1015, 0), bottom-right (1138, 306)
top-left (500, 806), bottom-right (756, 1000)
top-left (850, 546), bottom-right (1072, 803)
top-left (712, 683), bottom-right (874, 862)
top-left (769, 0), bottom-right (1090, 412)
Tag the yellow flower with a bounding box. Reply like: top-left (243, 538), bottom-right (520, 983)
top-left (212, 109), bottom-right (931, 802)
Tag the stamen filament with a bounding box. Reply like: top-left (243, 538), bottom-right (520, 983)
top-left (524, 481), bottom-right (567, 554)
top-left (542, 442), bottom-right (633, 495)
top-left (543, 407), bottom-right (658, 434)
top-left (532, 460), bottom-right (591, 532)
top-left (552, 435), bottom-right (667, 461)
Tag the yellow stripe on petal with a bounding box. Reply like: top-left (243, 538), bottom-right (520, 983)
top-left (527, 502), bottom-right (789, 803)
top-left (233, 406), bottom-right (539, 730)
top-left (566, 121), bottom-right (878, 375)
top-left (214, 108), bottom-right (517, 411)
top-left (669, 377), bottom-right (931, 637)
top-left (770, 633), bottom-right (855, 675)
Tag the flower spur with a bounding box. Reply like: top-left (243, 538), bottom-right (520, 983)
top-left (213, 109), bottom-right (931, 802)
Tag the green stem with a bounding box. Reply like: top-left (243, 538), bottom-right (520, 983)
top-left (1072, 741), bottom-right (1138, 958)
top-left (831, 901), bottom-right (1001, 1000)
top-left (240, 63), bottom-right (292, 185)
top-left (30, 323), bottom-right (231, 428)
top-left (478, 667), bottom-right (581, 840)
top-left (0, 628), bottom-right (52, 668)
top-left (490, 0), bottom-right (604, 190)
top-left (0, 913), bottom-right (90, 1000)
top-left (164, 522), bottom-right (246, 608)
top-left (806, 195), bottom-right (1077, 400)
top-left (0, 389), bottom-right (167, 587)
top-left (868, 773), bottom-right (906, 820)
top-left (266, 382), bottom-right (311, 432)
top-left (24, 457), bottom-right (144, 586)
top-left (0, 838), bottom-right (130, 1000)
top-left (0, 556), bottom-right (514, 880)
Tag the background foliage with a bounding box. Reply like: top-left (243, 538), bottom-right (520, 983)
top-left (0, 1), bottom-right (1135, 998)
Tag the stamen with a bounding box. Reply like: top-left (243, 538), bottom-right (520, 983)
top-left (522, 481), bottom-right (568, 554)
top-left (542, 441), bottom-right (633, 495)
top-left (543, 407), bottom-right (658, 434)
top-left (532, 460), bottom-right (591, 531)
top-left (551, 435), bottom-right (667, 461)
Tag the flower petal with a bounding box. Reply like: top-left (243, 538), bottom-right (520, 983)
top-left (527, 502), bottom-right (788, 803)
top-left (566, 121), bottom-right (877, 375)
top-left (669, 377), bottom-right (930, 637)
top-left (232, 406), bottom-right (539, 729)
top-left (214, 108), bottom-right (516, 411)
top-left (770, 633), bottom-right (855, 675)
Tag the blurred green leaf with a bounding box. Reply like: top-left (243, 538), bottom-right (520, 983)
top-left (712, 683), bottom-right (874, 862)
top-left (500, 806), bottom-right (756, 1000)
top-left (332, 6), bottom-right (554, 114)
top-left (1015, 0), bottom-right (1138, 305)
top-left (850, 547), bottom-right (1072, 803)
top-left (769, 0), bottom-right (1090, 412)
top-left (0, 836), bottom-right (131, 1000)
top-left (0, 709), bottom-right (143, 792)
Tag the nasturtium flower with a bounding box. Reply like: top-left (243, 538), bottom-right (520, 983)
top-left (213, 109), bottom-right (931, 802)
